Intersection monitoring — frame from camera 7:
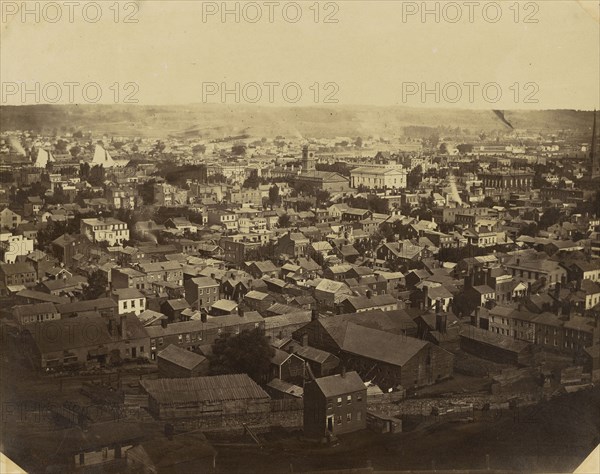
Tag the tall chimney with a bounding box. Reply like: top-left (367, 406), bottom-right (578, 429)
top-left (366, 290), bottom-right (372, 299)
top-left (341, 366), bottom-right (346, 378)
top-left (119, 314), bottom-right (127, 338)
top-left (311, 309), bottom-right (319, 321)
top-left (554, 282), bottom-right (561, 300)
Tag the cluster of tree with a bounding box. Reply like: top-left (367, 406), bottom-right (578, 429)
top-left (82, 270), bottom-right (108, 300)
top-left (80, 162), bottom-right (105, 187)
top-left (345, 194), bottom-right (389, 214)
top-left (11, 181), bottom-right (49, 206)
top-left (208, 329), bottom-right (274, 384)
top-left (192, 144), bottom-right (207, 154)
top-left (159, 164), bottom-right (208, 187)
top-left (538, 207), bottom-right (562, 230)
top-left (407, 165), bottom-right (423, 189)
top-left (208, 173), bottom-right (227, 184)
top-left (242, 171), bottom-right (270, 190)
top-left (576, 191), bottom-right (600, 218)
top-left (37, 219), bottom-right (79, 249)
top-left (138, 180), bottom-right (156, 205)
top-left (231, 144), bottom-right (246, 156)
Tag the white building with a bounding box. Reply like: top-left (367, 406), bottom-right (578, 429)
top-left (350, 167), bottom-right (407, 189)
top-left (80, 217), bottom-right (130, 245)
top-left (0, 234), bottom-right (34, 263)
top-left (113, 288), bottom-right (146, 316)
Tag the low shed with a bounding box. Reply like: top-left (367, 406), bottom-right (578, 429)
top-left (141, 373), bottom-right (271, 420)
top-left (157, 344), bottom-right (209, 378)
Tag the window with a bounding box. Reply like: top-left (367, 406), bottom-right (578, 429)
top-left (199, 289), bottom-right (203, 295)
top-left (336, 415), bottom-right (342, 425)
top-left (356, 411), bottom-right (362, 421)
top-left (347, 395), bottom-right (352, 404)
top-left (337, 397), bottom-right (342, 407)
top-left (178, 335), bottom-right (183, 343)
top-left (327, 400), bottom-right (333, 410)
top-left (357, 393), bottom-right (363, 402)
top-left (346, 413), bottom-right (352, 422)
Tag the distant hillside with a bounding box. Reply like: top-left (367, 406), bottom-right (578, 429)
top-left (0, 104), bottom-right (595, 139)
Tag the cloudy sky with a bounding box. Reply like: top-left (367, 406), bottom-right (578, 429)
top-left (1, 0), bottom-right (599, 108)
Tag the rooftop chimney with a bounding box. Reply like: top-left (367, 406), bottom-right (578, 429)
top-left (119, 314), bottom-right (127, 338)
top-left (239, 308), bottom-right (244, 318)
top-left (341, 366), bottom-right (346, 378)
top-left (311, 309), bottom-right (319, 321)
top-left (161, 318), bottom-right (168, 329)
top-left (366, 290), bottom-right (372, 299)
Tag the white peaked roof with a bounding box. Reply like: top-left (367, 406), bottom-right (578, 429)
top-left (92, 144), bottom-right (116, 168)
top-left (34, 149), bottom-right (55, 168)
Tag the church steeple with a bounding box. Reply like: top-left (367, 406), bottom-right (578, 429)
top-left (302, 145), bottom-right (315, 172)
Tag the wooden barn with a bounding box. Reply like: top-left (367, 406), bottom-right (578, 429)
top-left (141, 374), bottom-right (270, 420)
top-left (157, 344), bottom-right (209, 378)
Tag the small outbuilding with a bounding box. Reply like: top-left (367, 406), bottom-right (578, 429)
top-left (157, 344), bottom-right (209, 378)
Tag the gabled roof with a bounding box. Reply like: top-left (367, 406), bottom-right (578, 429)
top-left (157, 344), bottom-right (207, 370)
top-left (251, 260), bottom-right (278, 273)
top-left (165, 298), bottom-right (190, 311)
top-left (295, 345), bottom-right (337, 364)
top-left (316, 318), bottom-right (428, 367)
top-left (343, 294), bottom-right (398, 310)
top-left (141, 374), bottom-right (269, 404)
top-left (313, 371), bottom-right (365, 398)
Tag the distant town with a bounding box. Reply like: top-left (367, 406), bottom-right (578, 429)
top-left (0, 109), bottom-right (599, 473)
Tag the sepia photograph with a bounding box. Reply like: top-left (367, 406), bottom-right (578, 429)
top-left (0, 1), bottom-right (599, 473)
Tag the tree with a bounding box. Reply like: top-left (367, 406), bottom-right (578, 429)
top-left (209, 329), bottom-right (275, 383)
top-left (481, 196), bottom-right (495, 208)
top-left (231, 144), bottom-right (246, 156)
top-left (278, 214), bottom-right (291, 228)
top-left (192, 144), bottom-right (207, 154)
top-left (243, 172), bottom-right (260, 189)
top-left (70, 145), bottom-right (82, 158)
top-left (209, 173), bottom-right (227, 184)
top-left (315, 189), bottom-right (330, 207)
top-left (407, 165), bottom-right (423, 189)
top-left (83, 270), bottom-right (108, 300)
top-left (268, 185), bottom-right (280, 206)
top-left (539, 207), bottom-right (562, 230)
